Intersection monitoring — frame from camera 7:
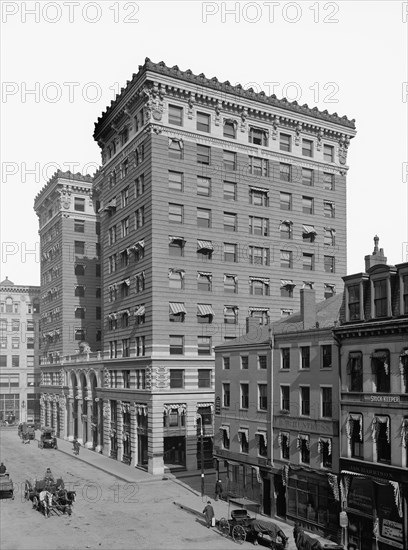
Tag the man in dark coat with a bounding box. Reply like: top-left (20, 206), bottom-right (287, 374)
top-left (0, 462), bottom-right (6, 474)
top-left (203, 500), bottom-right (215, 528)
top-left (215, 479), bottom-right (223, 501)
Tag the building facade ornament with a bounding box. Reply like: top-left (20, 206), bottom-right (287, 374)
top-left (103, 401), bottom-right (111, 420)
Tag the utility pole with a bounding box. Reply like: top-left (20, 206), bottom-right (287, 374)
top-left (196, 413), bottom-right (204, 497)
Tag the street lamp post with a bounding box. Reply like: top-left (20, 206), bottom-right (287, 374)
top-left (196, 413), bottom-right (204, 497)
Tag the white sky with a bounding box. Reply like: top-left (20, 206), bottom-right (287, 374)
top-left (1, 0), bottom-right (407, 286)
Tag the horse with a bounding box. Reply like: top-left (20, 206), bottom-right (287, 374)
top-left (293, 523), bottom-right (323, 550)
top-left (38, 490), bottom-right (53, 517)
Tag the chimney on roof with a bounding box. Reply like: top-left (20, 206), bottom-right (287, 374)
top-left (364, 235), bottom-right (387, 271)
top-left (300, 288), bottom-right (317, 330)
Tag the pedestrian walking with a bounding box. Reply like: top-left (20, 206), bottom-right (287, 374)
top-left (202, 500), bottom-right (215, 528)
top-left (73, 439), bottom-right (80, 455)
top-left (214, 479), bottom-right (223, 501)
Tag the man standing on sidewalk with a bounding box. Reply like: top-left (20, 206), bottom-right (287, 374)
top-left (214, 479), bottom-right (223, 501)
top-left (203, 501), bottom-right (215, 528)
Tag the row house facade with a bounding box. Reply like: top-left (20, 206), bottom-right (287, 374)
top-left (37, 57), bottom-right (356, 475)
top-left (334, 241), bottom-right (408, 550)
top-left (214, 289), bottom-right (343, 543)
top-left (0, 277), bottom-right (41, 425)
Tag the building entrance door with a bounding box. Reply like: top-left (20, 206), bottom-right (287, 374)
top-left (274, 474), bottom-right (286, 518)
top-left (263, 477), bottom-right (271, 516)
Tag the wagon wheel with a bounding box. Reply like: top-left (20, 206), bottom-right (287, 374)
top-left (218, 517), bottom-right (230, 537)
top-left (232, 525), bottom-right (246, 544)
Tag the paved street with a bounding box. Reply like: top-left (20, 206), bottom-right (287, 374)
top-left (0, 429), bottom-right (333, 550)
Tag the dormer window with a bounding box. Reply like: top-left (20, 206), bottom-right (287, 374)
top-left (374, 279), bottom-right (388, 317)
top-left (347, 284), bottom-right (360, 321)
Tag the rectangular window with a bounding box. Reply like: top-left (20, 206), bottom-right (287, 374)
top-left (0, 338), bottom-right (7, 349)
top-left (223, 181), bottom-right (236, 201)
top-left (197, 273), bottom-right (212, 292)
top-left (258, 384), bottom-right (267, 410)
top-left (300, 347), bottom-right (310, 369)
top-left (223, 150), bottom-right (236, 171)
top-left (241, 356), bottom-right (248, 370)
top-left (324, 256), bottom-right (335, 273)
top-left (169, 203), bottom-right (183, 224)
top-left (27, 337), bottom-right (34, 349)
top-left (75, 307), bottom-right (85, 319)
top-left (26, 320), bottom-right (34, 331)
top-left (223, 357), bottom-right (230, 370)
top-left (197, 144), bottom-right (210, 165)
top-left (224, 306), bottom-right (238, 324)
top-left (347, 352), bottom-right (363, 392)
top-left (75, 329), bottom-right (85, 341)
top-left (372, 350), bottom-right (390, 393)
top-left (223, 383), bottom-right (230, 407)
top-left (197, 208), bottom-right (211, 228)
top-left (169, 139), bottom-right (183, 160)
top-left (302, 196), bottom-right (314, 215)
top-left (281, 433), bottom-right (290, 460)
top-left (324, 201), bottom-right (335, 218)
top-left (11, 319), bottom-right (19, 331)
top-left (280, 192), bottom-right (292, 211)
top-left (250, 188), bottom-right (268, 207)
top-left (12, 356), bottom-right (19, 368)
top-left (374, 279), bottom-right (388, 317)
top-left (224, 275), bottom-right (237, 294)
top-left (249, 246), bottom-right (269, 266)
top-left (197, 111), bottom-right (210, 132)
top-left (348, 284), bottom-right (360, 321)
top-left (280, 250), bottom-right (293, 269)
top-left (281, 386), bottom-right (290, 412)
top-left (198, 369), bottom-right (211, 388)
top-left (169, 239), bottom-right (184, 257)
top-left (321, 387), bottom-right (333, 418)
top-left (299, 436), bottom-right (310, 464)
top-left (302, 139), bottom-right (313, 157)
top-left (302, 168), bottom-right (314, 186)
top-left (258, 355), bottom-right (267, 369)
top-left (249, 127), bottom-right (268, 146)
top-left (240, 383), bottom-right (249, 409)
top-left (121, 217), bottom-right (129, 237)
top-left (74, 197), bottom-right (85, 211)
top-left (135, 174), bottom-right (145, 197)
top-left (74, 241), bottom-right (85, 255)
top-left (27, 356), bottom-right (34, 367)
top-left (169, 171), bottom-right (183, 192)
top-left (324, 144), bottom-right (334, 162)
top-left (280, 163), bottom-right (292, 182)
top-left (223, 120), bottom-right (236, 139)
top-left (169, 270), bottom-right (184, 290)
top-left (12, 337), bottom-right (19, 349)
top-left (376, 418), bottom-right (391, 464)
top-left (250, 279), bottom-right (269, 296)
top-left (249, 156), bottom-right (268, 177)
top-left (169, 336), bottom-right (184, 356)
top-left (197, 176), bottom-right (211, 196)
top-left (74, 219), bottom-right (85, 233)
top-left (0, 356), bottom-right (7, 367)
top-left (324, 228), bottom-right (335, 247)
top-left (249, 216), bottom-right (269, 236)
top-left (303, 253), bottom-right (314, 271)
top-left (280, 221), bottom-right (292, 240)
top-left (121, 187), bottom-right (129, 207)
top-left (300, 386), bottom-right (310, 415)
top-left (351, 416), bottom-right (363, 459)
top-left (197, 336), bottom-right (211, 356)
top-left (281, 348), bottom-right (290, 369)
top-left (324, 173), bottom-right (334, 190)
top-left (280, 133), bottom-right (291, 152)
top-left (321, 345), bottom-right (332, 368)
top-left (168, 104), bottom-right (183, 126)
top-left (223, 212), bottom-right (237, 232)
top-left (170, 369), bottom-right (184, 388)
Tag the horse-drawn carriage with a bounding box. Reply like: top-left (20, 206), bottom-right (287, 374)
top-left (38, 427), bottom-right (58, 449)
top-left (0, 473), bottom-right (14, 499)
top-left (24, 477), bottom-right (75, 517)
top-left (218, 509), bottom-right (288, 548)
top-left (18, 422), bottom-right (35, 444)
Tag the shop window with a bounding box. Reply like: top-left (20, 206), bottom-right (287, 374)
top-left (371, 350), bottom-right (390, 393)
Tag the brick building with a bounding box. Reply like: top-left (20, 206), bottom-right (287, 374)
top-left (334, 238), bottom-right (408, 550)
top-left (34, 171), bottom-right (102, 439)
top-left (0, 277), bottom-right (41, 425)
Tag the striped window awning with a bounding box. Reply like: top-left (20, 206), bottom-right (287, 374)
top-left (197, 272), bottom-right (212, 279)
top-left (169, 236), bottom-right (185, 243)
top-left (197, 304), bottom-right (214, 316)
top-left (224, 274), bottom-right (237, 282)
top-left (280, 219), bottom-right (293, 226)
top-left (134, 305), bottom-right (145, 317)
top-left (324, 227), bottom-right (336, 234)
top-left (121, 278), bottom-right (131, 286)
top-left (325, 283), bottom-right (336, 290)
top-left (303, 281), bottom-right (314, 289)
top-left (249, 307), bottom-right (269, 313)
top-left (281, 280), bottom-right (296, 288)
top-left (168, 269), bottom-right (185, 278)
top-left (224, 305), bottom-right (238, 313)
top-left (250, 186), bottom-right (268, 194)
top-left (197, 240), bottom-right (214, 251)
top-left (249, 277), bottom-right (270, 284)
top-left (169, 302), bottom-right (187, 315)
top-left (302, 225), bottom-right (317, 235)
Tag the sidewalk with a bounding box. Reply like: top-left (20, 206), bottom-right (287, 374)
top-left (53, 434), bottom-right (339, 549)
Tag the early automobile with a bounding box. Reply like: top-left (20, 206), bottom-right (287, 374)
top-left (38, 427), bottom-right (58, 449)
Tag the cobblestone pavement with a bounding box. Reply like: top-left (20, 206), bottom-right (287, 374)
top-left (0, 428), bottom-right (336, 550)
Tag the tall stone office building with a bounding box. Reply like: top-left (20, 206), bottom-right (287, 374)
top-left (0, 278), bottom-right (41, 425)
top-left (88, 58), bottom-right (356, 474)
top-left (34, 171), bottom-right (102, 438)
